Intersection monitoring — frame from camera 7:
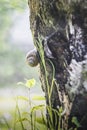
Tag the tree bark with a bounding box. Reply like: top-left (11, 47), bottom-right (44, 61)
top-left (27, 0), bottom-right (87, 130)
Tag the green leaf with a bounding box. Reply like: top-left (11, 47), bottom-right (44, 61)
top-left (25, 79), bottom-right (36, 88)
top-left (17, 96), bottom-right (29, 101)
top-left (22, 112), bottom-right (29, 116)
top-left (35, 117), bottom-right (46, 125)
top-left (35, 122), bottom-right (47, 130)
top-left (72, 117), bottom-right (81, 128)
top-left (31, 105), bottom-right (45, 112)
top-left (58, 107), bottom-right (63, 115)
top-left (32, 95), bottom-right (45, 101)
top-left (16, 118), bottom-right (29, 123)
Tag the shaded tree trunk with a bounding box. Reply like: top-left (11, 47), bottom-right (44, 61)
top-left (27, 0), bottom-right (87, 130)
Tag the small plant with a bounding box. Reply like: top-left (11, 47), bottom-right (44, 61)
top-left (6, 77), bottom-right (81, 130)
top-left (16, 78), bottom-right (47, 130)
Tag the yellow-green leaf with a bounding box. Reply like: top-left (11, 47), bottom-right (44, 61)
top-left (25, 79), bottom-right (36, 88)
top-left (32, 95), bottom-right (45, 101)
top-left (16, 118), bottom-right (29, 123)
top-left (35, 117), bottom-right (46, 125)
top-left (17, 96), bottom-right (29, 101)
top-left (31, 105), bottom-right (45, 112)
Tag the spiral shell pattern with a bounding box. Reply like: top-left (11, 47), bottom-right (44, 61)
top-left (26, 49), bottom-right (39, 67)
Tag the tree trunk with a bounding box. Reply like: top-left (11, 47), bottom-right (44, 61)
top-left (27, 0), bottom-right (87, 130)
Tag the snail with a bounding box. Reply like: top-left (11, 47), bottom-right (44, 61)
top-left (26, 48), bottom-right (39, 67)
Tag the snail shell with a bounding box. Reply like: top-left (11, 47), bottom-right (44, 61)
top-left (26, 49), bottom-right (39, 67)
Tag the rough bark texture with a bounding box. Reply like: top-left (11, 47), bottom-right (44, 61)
top-left (28, 0), bottom-right (87, 130)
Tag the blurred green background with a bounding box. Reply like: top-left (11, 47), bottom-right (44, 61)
top-left (0, 1), bottom-right (43, 129)
top-left (0, 0), bottom-right (40, 87)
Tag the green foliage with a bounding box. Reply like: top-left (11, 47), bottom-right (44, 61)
top-left (72, 117), bottom-right (81, 128)
top-left (0, 0), bottom-right (26, 12)
top-left (31, 105), bottom-right (45, 113)
top-left (0, 78), bottom-right (81, 130)
top-left (35, 35), bottom-right (55, 102)
top-left (18, 79), bottom-right (36, 88)
top-left (15, 79), bottom-right (47, 130)
top-left (32, 95), bottom-right (45, 101)
top-left (25, 79), bottom-right (36, 88)
top-left (17, 96), bottom-right (29, 101)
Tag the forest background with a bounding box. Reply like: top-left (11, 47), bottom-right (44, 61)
top-left (0, 1), bottom-right (43, 129)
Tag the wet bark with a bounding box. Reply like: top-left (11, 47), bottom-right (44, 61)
top-left (27, 0), bottom-right (87, 130)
